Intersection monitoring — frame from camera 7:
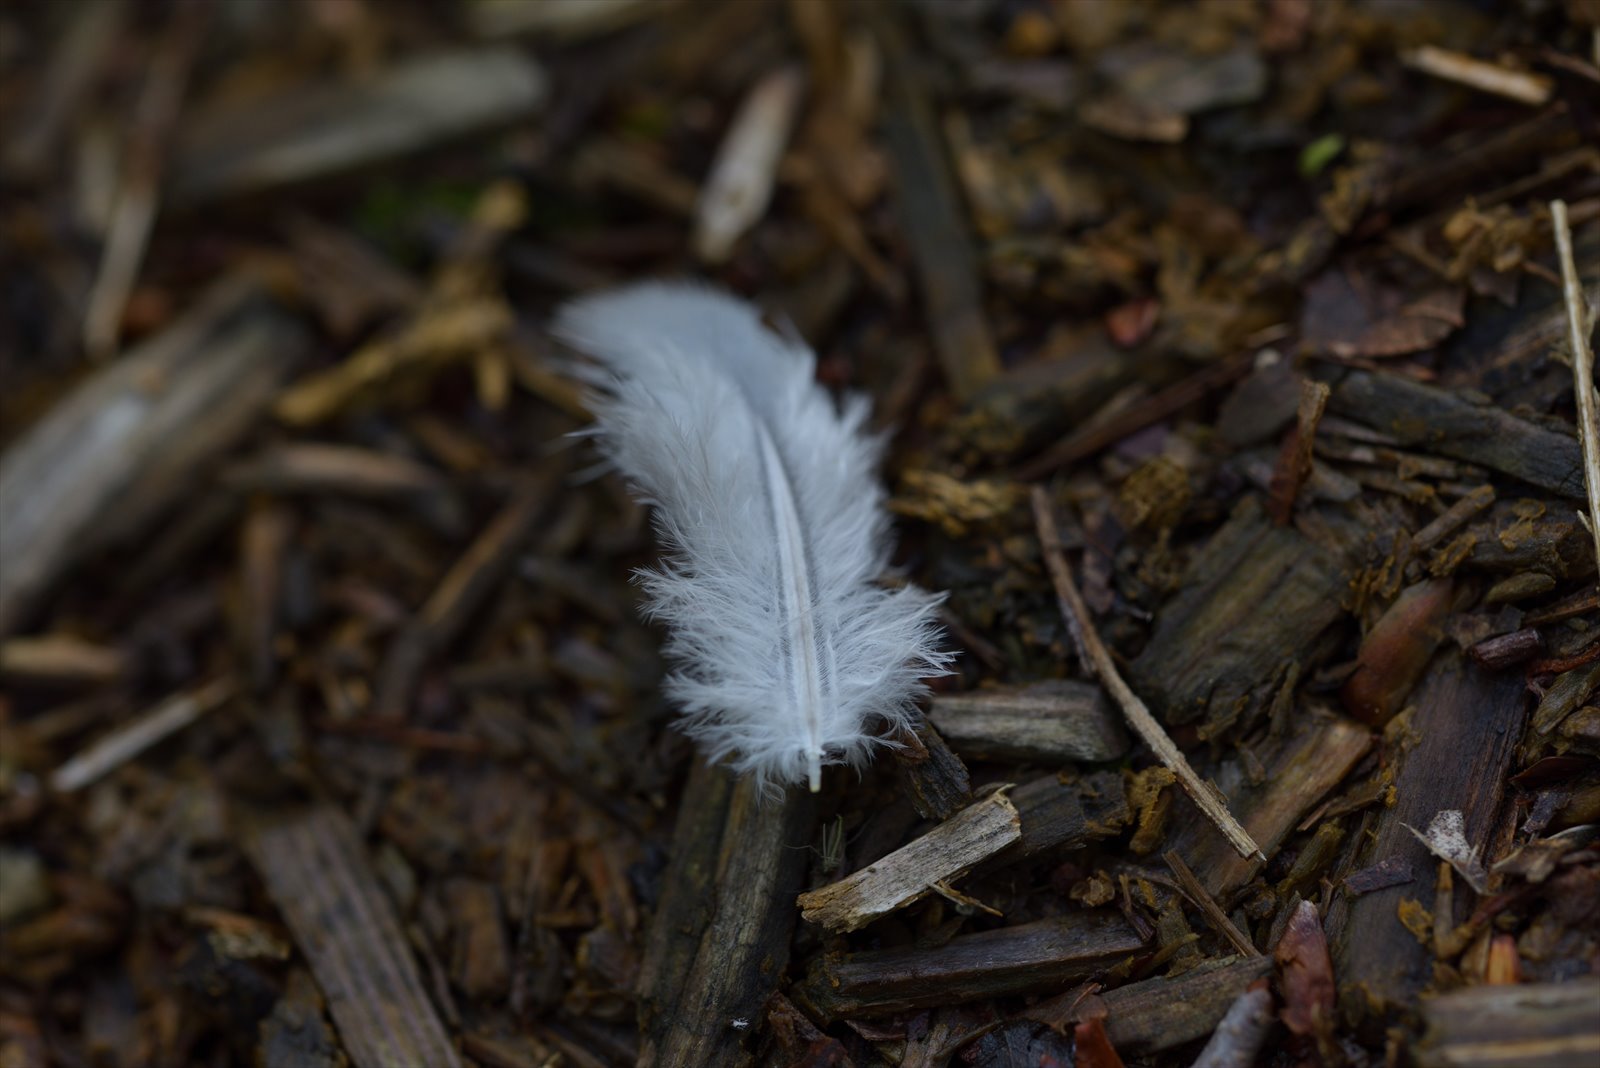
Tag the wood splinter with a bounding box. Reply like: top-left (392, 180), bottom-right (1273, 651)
top-left (1031, 486), bottom-right (1265, 862)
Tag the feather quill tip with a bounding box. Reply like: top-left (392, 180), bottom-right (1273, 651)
top-left (553, 282), bottom-right (952, 792)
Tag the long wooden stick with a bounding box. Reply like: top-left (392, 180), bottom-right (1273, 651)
top-left (1031, 487), bottom-right (1264, 861)
top-left (1551, 199), bottom-right (1600, 583)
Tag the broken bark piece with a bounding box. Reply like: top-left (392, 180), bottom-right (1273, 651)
top-left (1532, 660), bottom-right (1600, 736)
top-left (928, 680), bottom-right (1130, 764)
top-left (872, 6), bottom-right (999, 401)
top-left (1089, 955), bottom-right (1273, 1055)
top-left (0, 276), bottom-right (308, 637)
top-left (1005, 770), bottom-right (1130, 861)
top-left (1332, 653), bottom-right (1526, 1016)
top-left (1468, 628), bottom-right (1542, 669)
top-left (1328, 371), bottom-right (1584, 499)
top-left (245, 806), bottom-right (463, 1068)
top-left (1416, 979), bottom-right (1600, 1068)
top-left (798, 911), bottom-right (1145, 1020)
top-left (371, 478), bottom-right (552, 718)
top-left (891, 720), bottom-right (973, 821)
top-left (798, 790), bottom-right (1020, 933)
top-left (1266, 379), bottom-right (1331, 524)
top-left (1130, 496), bottom-right (1348, 728)
top-left (170, 48), bottom-right (547, 206)
top-left (637, 762), bottom-right (814, 1068)
top-left (1168, 713), bottom-right (1371, 898)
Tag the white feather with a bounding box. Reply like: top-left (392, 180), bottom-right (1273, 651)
top-left (554, 283), bottom-right (950, 792)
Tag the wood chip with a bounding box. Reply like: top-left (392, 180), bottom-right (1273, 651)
top-left (0, 276), bottom-right (308, 637)
top-left (798, 789), bottom-right (1021, 933)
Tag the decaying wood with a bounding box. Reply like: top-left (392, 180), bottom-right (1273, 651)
top-left (637, 762), bottom-right (814, 1068)
top-left (1416, 979), bottom-right (1600, 1068)
top-left (1006, 770), bottom-right (1130, 861)
top-left (372, 478), bottom-right (552, 718)
top-left (245, 806), bottom-right (464, 1068)
top-left (798, 911), bottom-right (1146, 1019)
top-left (0, 276), bottom-right (309, 637)
top-left (1168, 712), bottom-right (1371, 898)
top-left (1129, 496), bottom-right (1348, 729)
top-left (891, 720), bottom-right (973, 820)
top-left (1329, 371), bottom-right (1585, 499)
top-left (170, 48), bottom-right (547, 205)
top-left (1331, 653), bottom-right (1527, 1015)
top-left (798, 789), bottom-right (1020, 933)
top-left (1551, 199), bottom-right (1600, 580)
top-left (871, 6), bottom-right (999, 400)
top-left (928, 680), bottom-right (1130, 764)
top-left (1033, 487), bottom-right (1264, 861)
top-left (1083, 955), bottom-right (1274, 1056)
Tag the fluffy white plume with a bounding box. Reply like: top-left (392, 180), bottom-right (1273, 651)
top-left (554, 283), bottom-right (950, 792)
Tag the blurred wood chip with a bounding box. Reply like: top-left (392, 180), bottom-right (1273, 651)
top-left (694, 66), bottom-right (806, 262)
top-left (170, 47), bottom-right (547, 206)
top-left (246, 806), bottom-right (463, 1068)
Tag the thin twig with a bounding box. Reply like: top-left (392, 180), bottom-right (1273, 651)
top-left (1402, 45), bottom-right (1553, 106)
top-left (1551, 199), bottom-right (1600, 584)
top-left (1031, 487), bottom-right (1265, 861)
top-left (1164, 850), bottom-right (1260, 957)
top-left (50, 677), bottom-right (235, 793)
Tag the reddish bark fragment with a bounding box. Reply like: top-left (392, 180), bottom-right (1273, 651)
top-left (1073, 1016), bottom-right (1126, 1068)
top-left (1274, 900), bottom-right (1335, 1060)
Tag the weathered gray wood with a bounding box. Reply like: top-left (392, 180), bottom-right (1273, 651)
top-left (246, 807), bottom-right (463, 1068)
top-left (1100, 955), bottom-right (1273, 1054)
top-left (1330, 652), bottom-right (1527, 1017)
top-left (1330, 371), bottom-right (1584, 499)
top-left (798, 791), bottom-right (1020, 933)
top-left (638, 762), bottom-right (815, 1068)
top-left (1168, 712), bottom-right (1371, 898)
top-left (1005, 769), bottom-right (1130, 862)
top-left (929, 680), bottom-right (1130, 764)
top-left (1130, 496), bottom-right (1349, 727)
top-left (0, 277), bottom-right (308, 636)
top-left (798, 911), bottom-right (1145, 1019)
top-left (170, 48), bottom-right (547, 205)
top-left (1416, 979), bottom-right (1600, 1068)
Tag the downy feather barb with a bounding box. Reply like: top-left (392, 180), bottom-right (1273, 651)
top-left (554, 283), bottom-right (950, 792)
